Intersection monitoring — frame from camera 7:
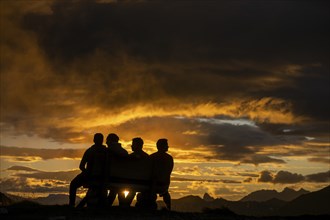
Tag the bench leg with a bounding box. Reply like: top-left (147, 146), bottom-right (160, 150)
top-left (107, 190), bottom-right (117, 206)
top-left (76, 196), bottom-right (87, 208)
top-left (83, 187), bottom-right (107, 208)
top-left (162, 192), bottom-right (171, 211)
top-left (125, 191), bottom-right (136, 207)
top-left (135, 192), bottom-right (157, 211)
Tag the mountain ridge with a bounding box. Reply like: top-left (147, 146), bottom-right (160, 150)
top-left (171, 185), bottom-right (329, 216)
top-left (278, 185), bottom-right (330, 216)
top-left (240, 187), bottom-right (310, 202)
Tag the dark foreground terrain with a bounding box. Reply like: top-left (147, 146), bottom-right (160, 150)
top-left (1, 202), bottom-right (329, 220)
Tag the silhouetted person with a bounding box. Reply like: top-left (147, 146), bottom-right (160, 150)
top-left (124, 137), bottom-right (149, 207)
top-left (130, 137), bottom-right (149, 159)
top-left (69, 133), bottom-right (107, 207)
top-left (106, 133), bottom-right (128, 206)
top-left (150, 138), bottom-right (174, 210)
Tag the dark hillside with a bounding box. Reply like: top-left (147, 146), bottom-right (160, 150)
top-left (279, 185), bottom-right (330, 216)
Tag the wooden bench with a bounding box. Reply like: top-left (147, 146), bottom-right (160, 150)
top-left (81, 156), bottom-right (169, 208)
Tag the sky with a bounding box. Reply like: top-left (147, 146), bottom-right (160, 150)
top-left (0, 0), bottom-right (329, 201)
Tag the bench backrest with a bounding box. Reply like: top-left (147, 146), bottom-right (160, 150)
top-left (83, 156), bottom-right (168, 193)
top-left (109, 156), bottom-right (152, 180)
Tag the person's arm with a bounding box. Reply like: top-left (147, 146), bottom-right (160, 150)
top-left (79, 150), bottom-right (89, 172)
top-left (168, 156), bottom-right (174, 185)
top-left (170, 156), bottom-right (174, 173)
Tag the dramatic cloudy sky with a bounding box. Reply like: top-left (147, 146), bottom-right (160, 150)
top-left (0, 0), bottom-right (329, 200)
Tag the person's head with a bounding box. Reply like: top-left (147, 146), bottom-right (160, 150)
top-left (93, 133), bottom-right (104, 145)
top-left (132, 137), bottom-right (144, 152)
top-left (106, 133), bottom-right (119, 145)
top-left (156, 138), bottom-right (169, 153)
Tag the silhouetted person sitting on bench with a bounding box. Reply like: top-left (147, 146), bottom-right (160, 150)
top-left (106, 133), bottom-right (128, 206)
top-left (69, 133), bottom-right (107, 207)
top-left (124, 137), bottom-right (149, 207)
top-left (150, 138), bottom-right (174, 210)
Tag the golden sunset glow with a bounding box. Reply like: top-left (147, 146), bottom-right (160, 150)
top-left (0, 0), bottom-right (329, 204)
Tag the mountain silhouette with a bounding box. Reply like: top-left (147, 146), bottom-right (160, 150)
top-left (7, 165), bottom-right (40, 172)
top-left (0, 192), bottom-right (82, 206)
top-left (203, 193), bottom-right (215, 202)
top-left (172, 195), bottom-right (206, 212)
top-left (278, 185), bottom-right (330, 216)
top-left (171, 195), bottom-right (286, 216)
top-left (0, 192), bottom-right (13, 206)
top-left (240, 187), bottom-right (310, 202)
top-left (171, 185), bottom-right (329, 216)
top-left (33, 194), bottom-right (80, 205)
top-left (0, 192), bottom-right (29, 206)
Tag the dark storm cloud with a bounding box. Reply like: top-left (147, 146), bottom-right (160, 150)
top-left (20, 0), bottom-right (330, 116)
top-left (241, 155), bottom-right (285, 165)
top-left (258, 170), bottom-right (274, 183)
top-left (206, 127), bottom-right (287, 163)
top-left (308, 157), bottom-right (330, 164)
top-left (192, 117), bottom-right (306, 163)
top-left (257, 121), bottom-right (330, 137)
top-left (261, 65), bottom-right (330, 122)
top-left (23, 0), bottom-right (329, 63)
top-left (272, 171), bottom-right (305, 184)
top-left (257, 170), bottom-right (330, 184)
top-left (305, 171), bottom-right (330, 183)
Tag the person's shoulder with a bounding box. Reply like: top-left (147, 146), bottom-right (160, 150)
top-left (85, 145), bottom-right (95, 152)
top-left (100, 145), bottom-right (107, 150)
top-left (120, 147), bottom-right (128, 154)
top-left (165, 152), bottom-right (173, 158)
top-left (141, 151), bottom-right (150, 159)
top-left (110, 144), bottom-right (128, 156)
top-left (142, 150), bottom-right (149, 156)
top-left (150, 152), bottom-right (164, 161)
top-left (167, 153), bottom-right (174, 163)
top-left (130, 151), bottom-right (149, 159)
top-left (91, 144), bottom-right (106, 150)
top-left (166, 153), bottom-right (173, 162)
top-left (129, 152), bottom-right (139, 160)
top-left (129, 152), bottom-right (137, 157)
top-left (83, 146), bottom-right (94, 158)
top-left (88, 144), bottom-right (95, 148)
